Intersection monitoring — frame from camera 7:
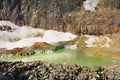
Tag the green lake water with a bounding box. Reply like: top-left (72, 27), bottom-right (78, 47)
top-left (0, 48), bottom-right (120, 67)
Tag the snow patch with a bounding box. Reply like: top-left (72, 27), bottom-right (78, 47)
top-left (0, 21), bottom-right (77, 50)
top-left (69, 44), bottom-right (77, 49)
top-left (84, 0), bottom-right (99, 12)
top-left (65, 44), bottom-right (77, 49)
top-left (65, 42), bottom-right (78, 49)
top-left (85, 35), bottom-right (112, 47)
top-left (0, 21), bottom-right (19, 29)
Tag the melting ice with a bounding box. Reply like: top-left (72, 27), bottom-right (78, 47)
top-left (0, 21), bottom-right (76, 50)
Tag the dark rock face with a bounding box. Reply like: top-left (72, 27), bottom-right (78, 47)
top-left (0, 61), bottom-right (120, 80)
top-left (0, 0), bottom-right (120, 35)
top-left (0, 0), bottom-right (82, 29)
top-left (0, 25), bottom-right (12, 31)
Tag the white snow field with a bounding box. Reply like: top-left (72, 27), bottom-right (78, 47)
top-left (84, 0), bottom-right (99, 12)
top-left (0, 21), bottom-right (77, 50)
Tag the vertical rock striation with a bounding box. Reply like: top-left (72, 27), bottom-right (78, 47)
top-left (0, 0), bottom-right (120, 35)
top-left (0, 0), bottom-right (82, 30)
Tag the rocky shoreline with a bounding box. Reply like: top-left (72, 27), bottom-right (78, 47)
top-left (0, 61), bottom-right (120, 80)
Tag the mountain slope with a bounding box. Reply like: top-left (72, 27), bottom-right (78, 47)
top-left (0, 0), bottom-right (120, 35)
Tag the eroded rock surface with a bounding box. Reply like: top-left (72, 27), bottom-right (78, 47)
top-left (0, 0), bottom-right (120, 35)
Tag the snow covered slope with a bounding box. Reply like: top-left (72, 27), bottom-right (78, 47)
top-left (0, 21), bottom-right (77, 50)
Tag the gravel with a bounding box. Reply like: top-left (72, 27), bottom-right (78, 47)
top-left (0, 61), bottom-right (120, 80)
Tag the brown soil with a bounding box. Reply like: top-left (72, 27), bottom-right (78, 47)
top-left (0, 42), bottom-right (52, 55)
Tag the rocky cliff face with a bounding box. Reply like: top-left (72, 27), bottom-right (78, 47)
top-left (0, 0), bottom-right (82, 30)
top-left (0, 0), bottom-right (120, 35)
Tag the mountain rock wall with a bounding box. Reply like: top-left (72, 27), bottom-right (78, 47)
top-left (0, 0), bottom-right (120, 35)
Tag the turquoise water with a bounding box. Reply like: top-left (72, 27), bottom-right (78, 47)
top-left (0, 48), bottom-right (120, 67)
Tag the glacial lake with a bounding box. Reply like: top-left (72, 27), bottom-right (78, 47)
top-left (0, 48), bottom-right (120, 67)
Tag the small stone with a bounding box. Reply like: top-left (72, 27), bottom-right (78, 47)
top-left (91, 77), bottom-right (96, 80)
top-left (28, 75), bottom-right (37, 80)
